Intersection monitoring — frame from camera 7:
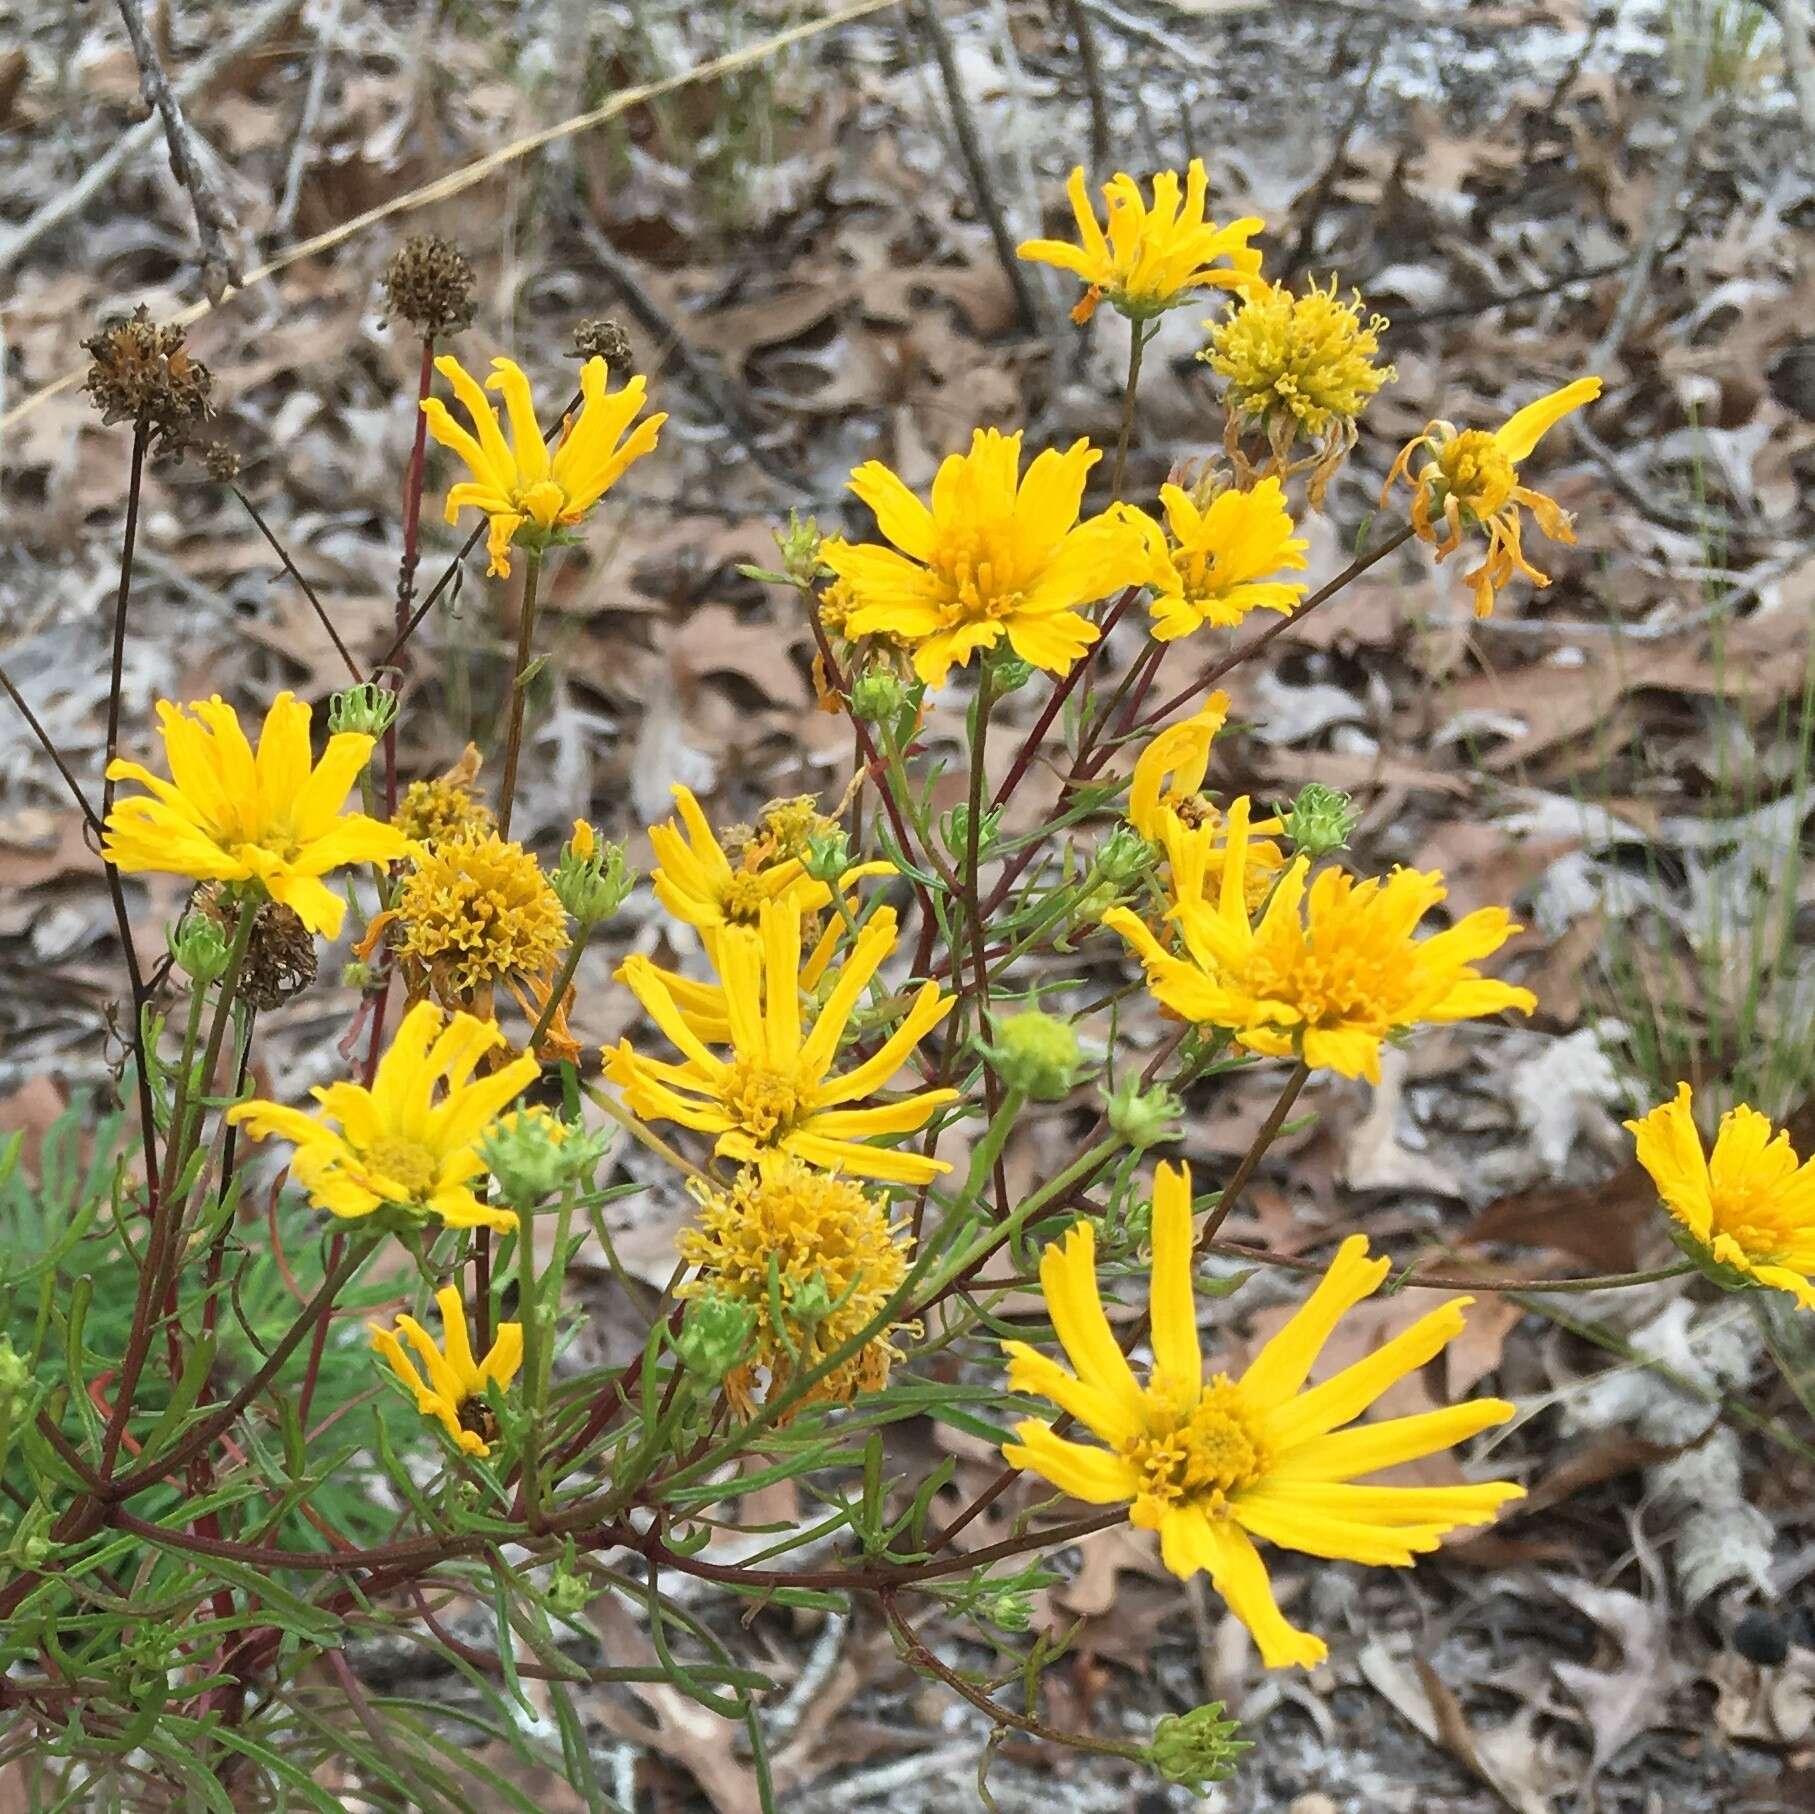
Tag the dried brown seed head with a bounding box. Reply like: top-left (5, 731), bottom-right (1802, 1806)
top-left (381, 234), bottom-right (477, 339)
top-left (82, 305), bottom-right (212, 452)
top-left (570, 318), bottom-right (633, 370)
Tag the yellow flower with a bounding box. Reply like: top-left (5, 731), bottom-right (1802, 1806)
top-left (229, 1000), bottom-right (535, 1233)
top-left (396, 744), bottom-right (495, 848)
top-left (1204, 278), bottom-right (1394, 440)
top-left (1627, 1083), bottom-right (1815, 1309)
top-left (650, 785), bottom-right (834, 943)
top-left (1383, 376), bottom-right (1600, 618)
top-left (1132, 477), bottom-right (1308, 640)
top-left (569, 819), bottom-right (597, 861)
top-left (679, 1158), bottom-right (914, 1419)
top-left (390, 828), bottom-right (568, 1004)
top-left (1018, 162), bottom-right (1263, 324)
top-left (820, 429), bottom-right (1148, 689)
top-left (1003, 1161), bottom-right (1522, 1667)
top-left (370, 1286), bottom-right (523, 1457)
top-left (422, 353), bottom-right (666, 578)
top-left (607, 898), bottom-right (957, 1185)
top-left (1104, 799), bottom-right (1534, 1081)
top-left (103, 692), bottom-right (410, 940)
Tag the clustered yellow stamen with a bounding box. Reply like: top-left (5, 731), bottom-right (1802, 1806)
top-left (679, 1158), bottom-right (915, 1420)
top-left (391, 827), bottom-right (569, 1001)
top-left (1003, 1162), bottom-right (1524, 1667)
top-left (1205, 278), bottom-right (1394, 440)
top-left (396, 747), bottom-right (496, 848)
top-left (1384, 376), bottom-right (1600, 617)
top-left (1628, 1084), bottom-right (1815, 1309)
top-left (1105, 799), bottom-right (1534, 1082)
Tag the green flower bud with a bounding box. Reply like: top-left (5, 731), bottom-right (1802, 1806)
top-left (0, 1338), bottom-right (28, 1407)
top-left (980, 1009), bottom-right (1088, 1101)
top-left (1096, 823), bottom-right (1154, 887)
top-left (975, 1584), bottom-right (1036, 1631)
top-left (1147, 1702), bottom-right (1250, 1790)
top-left (547, 1547), bottom-right (592, 1614)
top-left (850, 668), bottom-right (908, 724)
top-left (17, 1534), bottom-right (50, 1570)
top-left (170, 913), bottom-right (232, 986)
top-left (986, 652), bottom-right (1035, 694)
top-left (1279, 781), bottom-right (1359, 857)
top-left (784, 1273), bottom-right (837, 1331)
top-left (802, 826), bottom-right (852, 885)
top-left (775, 509), bottom-right (826, 585)
top-left (676, 1294), bottom-right (759, 1378)
top-left (551, 819), bottom-right (634, 926)
top-left (341, 958), bottom-right (375, 992)
top-left (941, 801), bottom-right (1002, 861)
top-left (1105, 1074), bottom-right (1183, 1151)
top-left (479, 1107), bottom-right (597, 1205)
top-left (327, 681), bottom-right (400, 739)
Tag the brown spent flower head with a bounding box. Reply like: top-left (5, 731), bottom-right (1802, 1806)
top-left (196, 885), bottom-right (317, 1011)
top-left (395, 745), bottom-right (495, 849)
top-left (381, 234), bottom-right (477, 339)
top-left (391, 827), bottom-right (568, 1002)
top-left (82, 306), bottom-right (212, 452)
top-left (199, 440), bottom-right (241, 484)
top-left (571, 318), bottom-right (634, 370)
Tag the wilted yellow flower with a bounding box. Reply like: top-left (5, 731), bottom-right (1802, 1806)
top-left (390, 828), bottom-right (568, 1005)
top-left (422, 353), bottom-right (666, 577)
top-left (1004, 1161), bottom-right (1522, 1667)
top-left (396, 744), bottom-right (494, 848)
top-left (1628, 1083), bottom-right (1815, 1309)
top-left (104, 693), bottom-right (410, 940)
top-left (1205, 278), bottom-right (1394, 440)
top-left (1383, 376), bottom-right (1600, 617)
top-left (608, 899), bottom-right (956, 1185)
top-left (1132, 477), bottom-right (1308, 640)
top-left (229, 1001), bottom-right (534, 1233)
top-left (1104, 799), bottom-right (1534, 1081)
top-left (1018, 162), bottom-right (1263, 324)
top-left (821, 430), bottom-right (1147, 689)
top-left (370, 1286), bottom-right (522, 1457)
top-left (679, 1158), bottom-right (914, 1419)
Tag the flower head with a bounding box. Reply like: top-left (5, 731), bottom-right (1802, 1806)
top-left (382, 234), bottom-right (477, 339)
top-left (229, 1001), bottom-right (536, 1233)
top-left (1384, 376), bottom-right (1600, 617)
top-left (82, 305), bottom-right (211, 450)
top-left (678, 1158), bottom-right (915, 1419)
top-left (396, 745), bottom-right (495, 848)
top-left (422, 353), bottom-right (666, 577)
top-left (1132, 478), bottom-right (1308, 640)
top-left (820, 430), bottom-right (1148, 689)
top-left (1003, 1162), bottom-right (1522, 1666)
top-left (104, 693), bottom-right (410, 939)
top-left (370, 1286), bottom-right (521, 1457)
top-left (1018, 162), bottom-right (1263, 324)
top-left (390, 827), bottom-right (568, 1004)
top-left (607, 898), bottom-right (957, 1185)
top-left (1627, 1083), bottom-right (1815, 1308)
top-left (1205, 278), bottom-right (1394, 441)
top-left (1104, 800), bottom-right (1534, 1081)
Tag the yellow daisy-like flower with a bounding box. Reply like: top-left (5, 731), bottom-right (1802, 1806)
top-left (103, 693), bottom-right (410, 941)
top-left (1132, 477), bottom-right (1309, 640)
top-left (679, 1158), bottom-right (914, 1420)
top-left (819, 429), bottom-right (1148, 689)
top-left (422, 353), bottom-right (666, 578)
top-left (370, 1286), bottom-right (523, 1458)
top-left (1627, 1083), bottom-right (1815, 1309)
top-left (1124, 700), bottom-right (1285, 913)
top-left (228, 1000), bottom-right (535, 1234)
top-left (1017, 162), bottom-right (1263, 324)
top-left (1204, 278), bottom-right (1395, 441)
top-left (1104, 799), bottom-right (1535, 1082)
top-left (1383, 376), bottom-right (1600, 618)
top-left (607, 898), bottom-right (957, 1185)
top-left (390, 827), bottom-right (569, 1005)
top-left (1004, 1161), bottom-right (1523, 1667)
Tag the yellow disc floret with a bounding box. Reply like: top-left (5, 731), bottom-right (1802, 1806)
top-left (393, 828), bottom-right (568, 999)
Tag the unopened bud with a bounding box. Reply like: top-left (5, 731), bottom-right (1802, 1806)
top-left (171, 913), bottom-right (232, 986)
top-left (676, 1294), bottom-right (758, 1378)
top-left (1147, 1703), bottom-right (1250, 1790)
top-left (987, 653), bottom-right (1035, 695)
top-left (850, 668), bottom-right (907, 724)
top-left (480, 1107), bottom-right (579, 1205)
top-left (1280, 781), bottom-right (1358, 857)
top-left (941, 801), bottom-right (1002, 862)
top-left (1096, 823), bottom-right (1153, 887)
top-left (1105, 1074), bottom-right (1183, 1151)
top-left (327, 682), bottom-right (401, 740)
top-left (551, 821), bottom-right (633, 925)
top-left (802, 827), bottom-right (852, 885)
top-left (980, 1009), bottom-right (1087, 1102)
top-left (775, 510), bottom-right (826, 586)
top-left (975, 1584), bottom-right (1036, 1631)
